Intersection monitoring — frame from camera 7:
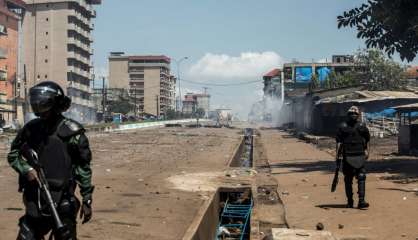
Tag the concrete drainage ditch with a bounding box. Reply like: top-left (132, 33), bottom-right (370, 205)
top-left (229, 128), bottom-right (254, 168)
top-left (183, 187), bottom-right (253, 240)
top-left (183, 129), bottom-right (288, 240)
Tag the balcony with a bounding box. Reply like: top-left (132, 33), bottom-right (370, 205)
top-left (68, 66), bottom-right (90, 79)
top-left (68, 51), bottom-right (90, 65)
top-left (69, 81), bottom-right (91, 93)
top-left (0, 69), bottom-right (7, 81)
top-left (0, 93), bottom-right (6, 104)
top-left (68, 22), bottom-right (91, 40)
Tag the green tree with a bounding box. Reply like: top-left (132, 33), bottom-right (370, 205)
top-left (353, 49), bottom-right (406, 90)
top-left (108, 100), bottom-right (134, 115)
top-left (337, 0), bottom-right (418, 61)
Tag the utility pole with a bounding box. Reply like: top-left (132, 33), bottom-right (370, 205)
top-left (175, 57), bottom-right (188, 112)
top-left (156, 94), bottom-right (159, 117)
top-left (102, 76), bottom-right (106, 122)
top-left (23, 64), bottom-right (27, 122)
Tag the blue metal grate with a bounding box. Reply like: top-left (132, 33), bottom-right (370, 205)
top-left (216, 199), bottom-right (253, 240)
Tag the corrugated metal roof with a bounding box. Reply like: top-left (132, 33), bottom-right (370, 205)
top-left (264, 68), bottom-right (281, 78)
top-left (316, 91), bottom-right (418, 105)
top-left (392, 103), bottom-right (418, 112)
top-left (355, 91), bottom-right (418, 99)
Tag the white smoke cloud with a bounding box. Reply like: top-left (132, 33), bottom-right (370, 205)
top-left (187, 51), bottom-right (284, 81)
top-left (183, 51), bottom-right (284, 119)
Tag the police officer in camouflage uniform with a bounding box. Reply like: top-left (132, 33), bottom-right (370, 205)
top-left (336, 106), bottom-right (370, 209)
top-left (8, 81), bottom-right (94, 239)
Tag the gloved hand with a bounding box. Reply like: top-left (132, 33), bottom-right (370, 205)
top-left (25, 168), bottom-right (39, 184)
top-left (80, 199), bottom-right (92, 224)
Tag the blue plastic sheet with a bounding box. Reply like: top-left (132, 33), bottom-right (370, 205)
top-left (364, 109), bottom-right (397, 119)
top-left (316, 67), bottom-right (331, 82)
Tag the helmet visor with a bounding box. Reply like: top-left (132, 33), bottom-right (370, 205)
top-left (29, 86), bottom-right (58, 114)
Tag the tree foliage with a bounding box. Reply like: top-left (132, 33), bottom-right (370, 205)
top-left (337, 0), bottom-right (418, 61)
top-left (108, 100), bottom-right (134, 115)
top-left (324, 49), bottom-right (406, 90)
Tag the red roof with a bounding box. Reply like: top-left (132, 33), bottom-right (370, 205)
top-left (264, 68), bottom-right (281, 78)
top-left (128, 55), bottom-right (171, 63)
top-left (407, 66), bottom-right (418, 78)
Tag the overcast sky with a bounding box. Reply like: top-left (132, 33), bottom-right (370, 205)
top-left (91, 0), bottom-right (418, 118)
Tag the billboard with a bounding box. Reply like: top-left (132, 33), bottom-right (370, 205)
top-left (295, 67), bottom-right (312, 82)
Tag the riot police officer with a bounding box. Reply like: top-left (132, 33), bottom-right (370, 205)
top-left (336, 106), bottom-right (370, 209)
top-left (8, 81), bottom-right (94, 239)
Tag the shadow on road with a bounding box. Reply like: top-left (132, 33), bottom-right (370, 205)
top-left (316, 204), bottom-right (348, 209)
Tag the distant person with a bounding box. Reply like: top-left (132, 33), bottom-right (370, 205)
top-left (8, 81), bottom-right (94, 239)
top-left (336, 106), bottom-right (370, 209)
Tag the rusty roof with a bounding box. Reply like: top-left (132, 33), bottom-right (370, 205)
top-left (263, 68), bottom-right (281, 78)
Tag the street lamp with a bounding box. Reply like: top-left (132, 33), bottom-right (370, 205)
top-left (174, 56), bottom-right (188, 112)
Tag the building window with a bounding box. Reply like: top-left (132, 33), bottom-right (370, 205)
top-left (45, 45), bottom-right (48, 49)
top-left (45, 75), bottom-right (48, 79)
top-left (46, 18), bottom-right (49, 22)
top-left (45, 59), bottom-right (48, 63)
top-left (46, 31), bottom-right (49, 35)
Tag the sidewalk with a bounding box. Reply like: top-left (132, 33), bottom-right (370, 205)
top-left (259, 129), bottom-right (418, 240)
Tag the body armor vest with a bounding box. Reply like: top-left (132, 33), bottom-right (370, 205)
top-left (341, 122), bottom-right (366, 169)
top-left (21, 118), bottom-right (74, 217)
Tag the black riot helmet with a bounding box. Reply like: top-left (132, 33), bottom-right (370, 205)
top-left (29, 81), bottom-right (71, 116)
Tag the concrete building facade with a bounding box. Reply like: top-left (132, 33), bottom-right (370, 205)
top-left (182, 92), bottom-right (210, 116)
top-left (22, 0), bottom-right (101, 123)
top-left (0, 0), bottom-right (25, 126)
top-left (108, 53), bottom-right (176, 116)
top-left (283, 55), bottom-right (356, 89)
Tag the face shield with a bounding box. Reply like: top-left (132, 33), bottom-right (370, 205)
top-left (29, 86), bottom-right (59, 115)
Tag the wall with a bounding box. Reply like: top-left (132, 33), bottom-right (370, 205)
top-left (143, 67), bottom-right (160, 115)
top-left (109, 58), bottom-right (129, 89)
top-left (0, 1), bottom-right (18, 99)
top-left (23, 2), bottom-right (69, 90)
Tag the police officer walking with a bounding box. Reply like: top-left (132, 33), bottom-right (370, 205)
top-left (8, 81), bottom-right (94, 239)
top-left (336, 106), bottom-right (370, 209)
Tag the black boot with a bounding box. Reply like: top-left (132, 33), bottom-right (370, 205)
top-left (344, 175), bottom-right (354, 208)
top-left (358, 173), bottom-right (369, 209)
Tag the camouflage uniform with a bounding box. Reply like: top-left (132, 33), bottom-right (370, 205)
top-left (8, 116), bottom-right (93, 239)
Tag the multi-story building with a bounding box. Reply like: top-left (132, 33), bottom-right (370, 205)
top-left (0, 0), bottom-right (25, 126)
top-left (182, 92), bottom-right (210, 116)
top-left (22, 0), bottom-right (101, 123)
top-left (283, 55), bottom-right (356, 89)
top-left (108, 53), bottom-right (176, 116)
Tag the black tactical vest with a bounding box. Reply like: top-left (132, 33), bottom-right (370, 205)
top-left (20, 117), bottom-right (75, 217)
top-left (341, 122), bottom-right (366, 156)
